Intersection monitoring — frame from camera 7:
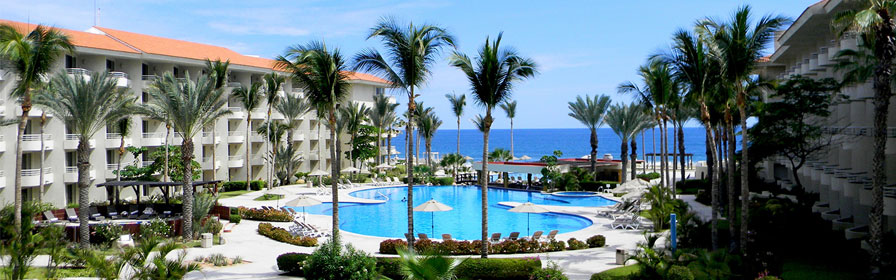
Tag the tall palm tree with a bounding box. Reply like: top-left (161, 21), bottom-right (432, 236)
top-left (567, 94), bottom-right (612, 178)
top-left (489, 147), bottom-right (513, 188)
top-left (340, 101), bottom-right (371, 168)
top-left (354, 18), bottom-right (455, 249)
top-left (450, 33), bottom-right (537, 258)
top-left (700, 6), bottom-right (789, 253)
top-left (412, 103), bottom-right (434, 161)
top-left (418, 110), bottom-right (443, 168)
top-left (144, 72), bottom-right (230, 239)
top-left (232, 82), bottom-right (264, 190)
top-left (263, 73), bottom-right (285, 189)
top-left (35, 71), bottom-right (134, 248)
top-left (115, 117), bottom-right (132, 182)
top-left (386, 112), bottom-right (400, 165)
top-left (276, 93), bottom-right (311, 152)
top-left (499, 100), bottom-right (517, 159)
top-left (0, 23), bottom-right (73, 233)
top-left (371, 92), bottom-right (398, 165)
top-left (205, 59), bottom-right (231, 182)
top-left (446, 93), bottom-right (466, 155)
top-left (277, 41), bottom-right (351, 238)
top-left (606, 103), bottom-right (653, 183)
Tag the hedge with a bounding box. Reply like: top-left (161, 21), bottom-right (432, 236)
top-left (222, 180), bottom-right (267, 192)
top-left (675, 179), bottom-right (708, 195)
top-left (586, 235), bottom-right (606, 248)
top-left (637, 172), bottom-right (660, 181)
top-left (432, 177), bottom-right (454, 186)
top-left (276, 253), bottom-right (309, 276)
top-left (238, 207), bottom-right (292, 222)
top-left (379, 238), bottom-right (575, 255)
top-left (257, 223), bottom-right (317, 247)
top-left (375, 257), bottom-right (542, 280)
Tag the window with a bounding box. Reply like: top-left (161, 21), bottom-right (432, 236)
top-left (66, 184), bottom-right (77, 205)
top-left (106, 150), bottom-right (114, 165)
top-left (142, 120), bottom-right (149, 133)
top-left (173, 67), bottom-right (180, 77)
top-left (375, 88), bottom-right (385, 95)
top-left (65, 55), bottom-right (76, 68)
top-left (142, 64), bottom-right (149, 75)
top-left (106, 59), bottom-right (115, 71)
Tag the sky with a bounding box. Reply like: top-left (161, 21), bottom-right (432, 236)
top-left (0, 0), bottom-right (820, 129)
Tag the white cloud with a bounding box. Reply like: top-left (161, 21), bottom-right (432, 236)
top-left (531, 53), bottom-right (596, 71)
top-left (207, 22), bottom-right (310, 36)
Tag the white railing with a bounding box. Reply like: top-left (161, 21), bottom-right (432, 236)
top-left (142, 132), bottom-right (164, 138)
top-left (66, 68), bottom-right (90, 76)
top-left (106, 164), bottom-right (117, 171)
top-left (110, 72), bottom-right (129, 79)
top-left (22, 134), bottom-right (51, 141)
top-left (228, 131), bottom-right (243, 137)
top-left (228, 155), bottom-right (242, 161)
top-left (227, 107), bottom-right (243, 112)
top-left (21, 167), bottom-right (51, 176)
top-left (142, 75), bottom-right (158, 81)
top-left (202, 132), bottom-right (214, 138)
top-left (106, 133), bottom-right (124, 139)
top-left (65, 166), bottom-right (77, 173)
top-left (227, 81), bottom-right (241, 88)
top-left (0, 170), bottom-right (5, 177)
top-left (66, 134), bottom-right (81, 140)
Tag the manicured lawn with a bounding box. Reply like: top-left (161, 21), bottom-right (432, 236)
top-left (254, 194), bottom-right (283, 201)
top-left (2, 267), bottom-right (95, 279)
top-left (593, 264), bottom-right (641, 279)
top-left (218, 190), bottom-right (252, 199)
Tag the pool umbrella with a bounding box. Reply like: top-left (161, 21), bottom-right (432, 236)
top-left (341, 167), bottom-right (360, 173)
top-left (413, 199), bottom-right (453, 237)
top-left (374, 163), bottom-right (394, 169)
top-left (285, 196), bottom-right (322, 222)
top-left (266, 188), bottom-right (291, 207)
top-left (519, 155), bottom-right (532, 161)
top-left (309, 170), bottom-right (327, 188)
top-left (508, 202), bottom-right (549, 236)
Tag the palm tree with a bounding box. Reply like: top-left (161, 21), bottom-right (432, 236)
top-left (385, 111), bottom-right (400, 165)
top-left (34, 71), bottom-right (134, 248)
top-left (418, 110), bottom-right (443, 168)
top-left (115, 117), bottom-right (132, 182)
top-left (499, 100), bottom-right (517, 159)
top-left (340, 101), bottom-right (371, 168)
top-left (412, 103), bottom-right (434, 161)
top-left (700, 6), bottom-right (789, 253)
top-left (567, 94), bottom-right (612, 178)
top-left (396, 248), bottom-right (464, 280)
top-left (205, 59), bottom-right (231, 182)
top-left (276, 93), bottom-right (311, 152)
top-left (446, 93), bottom-right (466, 155)
top-left (450, 33), bottom-right (537, 258)
top-left (277, 41), bottom-right (351, 238)
top-left (489, 147), bottom-right (513, 188)
top-left (263, 73), bottom-right (285, 189)
top-left (371, 92), bottom-right (399, 165)
top-left (354, 18), bottom-right (455, 249)
top-left (606, 103), bottom-right (653, 183)
top-left (143, 72), bottom-right (230, 239)
top-left (232, 82), bottom-right (264, 190)
top-left (0, 23), bottom-right (73, 233)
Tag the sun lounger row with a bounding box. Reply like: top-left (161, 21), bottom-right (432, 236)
top-left (40, 206), bottom-right (175, 224)
top-left (405, 230), bottom-right (559, 243)
top-left (289, 221), bottom-right (330, 238)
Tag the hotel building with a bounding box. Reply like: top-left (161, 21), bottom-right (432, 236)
top-left (756, 0), bottom-right (896, 243)
top-left (0, 19), bottom-right (391, 208)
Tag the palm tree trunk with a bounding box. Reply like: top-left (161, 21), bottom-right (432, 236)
top-left (267, 107), bottom-right (273, 189)
top-left (630, 138), bottom-right (638, 181)
top-left (726, 113), bottom-right (736, 251)
top-left (318, 122), bottom-right (323, 170)
top-left (481, 110), bottom-right (493, 258)
top-left (415, 129), bottom-right (420, 162)
top-left (406, 92), bottom-right (417, 251)
top-left (387, 127), bottom-right (393, 165)
top-left (738, 94), bottom-right (750, 255)
top-left (658, 117), bottom-right (666, 188)
top-left (246, 115), bottom-right (252, 190)
top-left (77, 139), bottom-right (91, 248)
top-left (620, 137), bottom-right (628, 183)
top-left (589, 127), bottom-right (597, 180)
top-left (701, 103), bottom-right (720, 252)
top-left (212, 129), bottom-right (217, 182)
top-left (164, 124), bottom-right (171, 182)
top-left (672, 119), bottom-right (677, 191)
top-left (641, 131), bottom-right (646, 174)
top-left (13, 97), bottom-right (30, 233)
top-left (457, 118), bottom-right (461, 155)
top-left (329, 110), bottom-right (340, 238)
top-left (663, 119), bottom-right (669, 189)
top-left (869, 18), bottom-right (895, 270)
top-left (510, 118), bottom-right (514, 159)
top-left (678, 123), bottom-right (686, 185)
top-left (651, 126), bottom-right (656, 173)
top-left (426, 140), bottom-right (432, 170)
top-left (376, 126), bottom-right (382, 166)
top-left (118, 135), bottom-right (125, 182)
top-left (181, 138), bottom-right (195, 240)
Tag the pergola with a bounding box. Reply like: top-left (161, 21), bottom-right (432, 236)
top-left (470, 161), bottom-right (570, 189)
top-left (644, 153), bottom-right (694, 169)
top-left (97, 180), bottom-right (221, 205)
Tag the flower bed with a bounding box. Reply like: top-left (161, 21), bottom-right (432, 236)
top-left (379, 235), bottom-right (605, 255)
top-left (238, 207), bottom-right (292, 222)
top-left (257, 223), bottom-right (317, 247)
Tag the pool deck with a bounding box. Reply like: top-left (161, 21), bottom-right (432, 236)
top-left (180, 183), bottom-right (647, 280)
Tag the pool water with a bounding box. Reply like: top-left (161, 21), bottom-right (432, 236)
top-left (290, 185), bottom-right (617, 240)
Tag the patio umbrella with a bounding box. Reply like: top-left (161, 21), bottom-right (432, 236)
top-left (374, 163), bottom-right (394, 169)
top-left (519, 155), bottom-right (532, 161)
top-left (341, 167), bottom-right (360, 173)
top-left (309, 170), bottom-right (327, 187)
top-left (285, 196), bottom-right (322, 222)
top-left (266, 188), bottom-right (291, 207)
top-left (508, 202), bottom-right (549, 236)
top-left (413, 199), bottom-right (453, 237)
top-left (464, 156), bottom-right (474, 161)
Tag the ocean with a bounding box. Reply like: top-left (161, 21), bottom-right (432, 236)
top-left (389, 127), bottom-right (717, 163)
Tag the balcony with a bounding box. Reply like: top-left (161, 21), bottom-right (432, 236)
top-left (64, 134), bottom-right (96, 150)
top-left (227, 131), bottom-right (245, 143)
top-left (0, 171), bottom-right (5, 189)
top-left (250, 132), bottom-right (264, 142)
top-left (21, 134), bottom-right (52, 151)
top-left (24, 106), bottom-right (52, 118)
top-left (292, 134), bottom-right (305, 142)
top-left (308, 151), bottom-right (320, 161)
top-left (21, 167), bottom-right (52, 187)
top-left (64, 166), bottom-right (96, 183)
top-left (66, 68), bottom-right (91, 82)
top-left (142, 160), bottom-right (155, 168)
top-left (250, 109), bottom-right (266, 120)
top-left (201, 157), bottom-right (220, 170)
top-left (104, 133), bottom-right (130, 148)
top-left (308, 132), bottom-right (320, 141)
top-left (105, 163), bottom-right (117, 179)
top-left (228, 156), bottom-right (244, 168)
top-left (141, 132), bottom-right (164, 146)
top-left (227, 81), bottom-right (241, 88)
top-left (201, 132), bottom-right (220, 145)
top-left (227, 107), bottom-right (245, 119)
top-left (110, 72), bottom-right (129, 87)
top-left (250, 156), bottom-right (264, 166)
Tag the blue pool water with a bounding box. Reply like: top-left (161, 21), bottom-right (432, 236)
top-left (290, 185), bottom-right (617, 240)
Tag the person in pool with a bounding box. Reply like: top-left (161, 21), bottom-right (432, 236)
top-left (401, 197), bottom-right (407, 202)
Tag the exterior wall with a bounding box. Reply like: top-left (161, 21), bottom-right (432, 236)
top-left (0, 45), bottom-right (385, 208)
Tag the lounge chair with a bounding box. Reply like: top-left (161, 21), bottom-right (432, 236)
top-left (384, 177), bottom-right (394, 185)
top-left (504, 232), bottom-right (520, 241)
top-left (525, 231), bottom-right (543, 241)
top-left (489, 233), bottom-right (502, 243)
top-left (417, 233), bottom-right (430, 241)
top-left (43, 211), bottom-right (60, 223)
top-left (116, 234), bottom-right (134, 248)
top-left (442, 234), bottom-right (453, 241)
top-left (65, 208), bottom-right (78, 222)
top-left (139, 207), bottom-right (156, 219)
top-left (611, 214), bottom-right (634, 229)
top-left (392, 177), bottom-right (402, 184)
top-left (597, 203), bottom-right (624, 217)
top-left (89, 207), bottom-right (106, 221)
top-left (540, 230), bottom-right (558, 241)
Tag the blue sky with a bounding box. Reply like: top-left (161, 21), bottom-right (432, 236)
top-left (0, 0), bottom-right (819, 129)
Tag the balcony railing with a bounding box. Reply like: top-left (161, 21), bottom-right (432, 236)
top-left (227, 81), bottom-right (241, 88)
top-left (142, 132), bottom-right (164, 138)
top-left (228, 155), bottom-right (242, 161)
top-left (66, 68), bottom-right (91, 76)
top-left (65, 166), bottom-right (77, 173)
top-left (66, 134), bottom-right (80, 141)
top-left (142, 161), bottom-right (154, 167)
top-left (109, 72), bottom-right (129, 79)
top-left (22, 134), bottom-right (51, 141)
top-left (21, 167), bottom-right (51, 176)
top-left (228, 131), bottom-right (243, 137)
top-left (142, 75), bottom-right (158, 81)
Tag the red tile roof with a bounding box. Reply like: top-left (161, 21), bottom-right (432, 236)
top-left (0, 19), bottom-right (139, 54)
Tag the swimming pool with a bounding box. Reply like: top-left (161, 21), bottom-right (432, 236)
top-left (289, 185), bottom-right (617, 240)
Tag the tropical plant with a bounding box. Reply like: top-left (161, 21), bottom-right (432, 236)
top-left (34, 71), bottom-right (134, 248)
top-left (832, 1), bottom-right (896, 270)
top-left (439, 153), bottom-right (466, 178)
top-left (277, 41), bottom-right (351, 238)
top-left (303, 237), bottom-right (378, 280)
top-left (232, 81), bottom-right (264, 191)
top-left (605, 102), bottom-right (653, 183)
top-left (143, 72), bottom-right (231, 239)
top-left (499, 100), bottom-right (517, 158)
top-left (567, 94), bottom-right (612, 179)
top-left (0, 203), bottom-right (43, 280)
top-left (0, 23), bottom-right (73, 234)
top-left (396, 247), bottom-right (465, 280)
top-left (262, 73), bottom-right (286, 192)
top-left (412, 103), bottom-right (434, 161)
top-left (274, 145), bottom-right (303, 185)
top-left (699, 5), bottom-right (789, 253)
top-left (490, 147), bottom-right (513, 188)
top-left (418, 110), bottom-right (443, 168)
top-left (114, 117), bottom-right (132, 183)
top-left (445, 92), bottom-right (466, 155)
top-left (340, 101), bottom-right (371, 168)
top-left (276, 93), bottom-right (312, 152)
top-left (205, 59), bottom-right (231, 181)
top-left (370, 91), bottom-right (399, 165)
top-left (355, 17), bottom-right (455, 249)
top-left (643, 184), bottom-right (677, 231)
top-left (450, 33), bottom-right (537, 257)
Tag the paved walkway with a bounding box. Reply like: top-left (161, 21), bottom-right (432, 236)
top-left (679, 194), bottom-right (712, 221)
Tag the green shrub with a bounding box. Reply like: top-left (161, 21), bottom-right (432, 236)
top-left (667, 265), bottom-right (694, 280)
top-left (202, 218), bottom-right (224, 235)
top-left (378, 238), bottom-right (577, 255)
top-left (530, 262), bottom-right (569, 280)
top-left (92, 221), bottom-right (124, 247)
top-left (637, 172), bottom-right (660, 181)
top-left (375, 258), bottom-right (403, 280)
top-left (276, 253), bottom-right (309, 276)
top-left (222, 180), bottom-right (267, 192)
top-left (229, 213), bottom-right (241, 224)
top-left (567, 238), bottom-right (588, 250)
top-left (139, 218), bottom-right (172, 240)
top-left (454, 258), bottom-right (542, 280)
top-left (432, 177), bottom-right (455, 186)
top-left (675, 179), bottom-right (708, 194)
top-left (239, 207), bottom-right (292, 222)
top-left (257, 223), bottom-right (317, 247)
top-left (546, 240), bottom-right (566, 252)
top-left (587, 235), bottom-right (606, 248)
top-left (303, 238), bottom-right (378, 280)
top-left (589, 273), bottom-right (612, 280)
